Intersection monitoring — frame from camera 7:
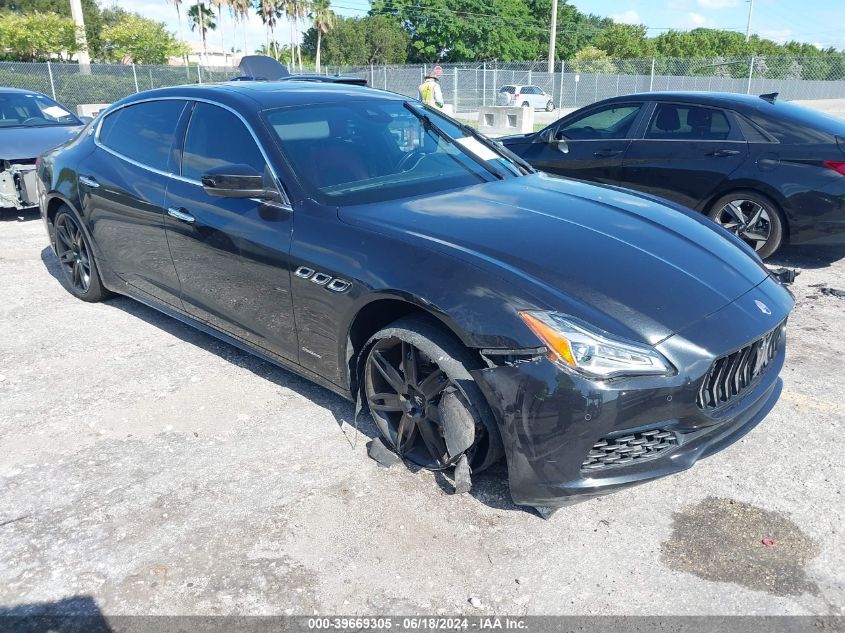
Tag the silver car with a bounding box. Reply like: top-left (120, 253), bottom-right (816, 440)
top-left (0, 88), bottom-right (86, 211)
top-left (495, 85), bottom-right (555, 111)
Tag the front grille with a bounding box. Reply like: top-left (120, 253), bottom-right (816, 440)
top-left (581, 428), bottom-right (678, 471)
top-left (697, 321), bottom-right (785, 410)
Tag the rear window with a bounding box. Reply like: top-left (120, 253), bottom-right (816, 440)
top-left (99, 100), bottom-right (186, 171)
top-left (499, 86), bottom-right (515, 94)
top-left (749, 101), bottom-right (845, 144)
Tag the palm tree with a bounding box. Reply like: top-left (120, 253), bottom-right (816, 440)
top-left (165, 0), bottom-right (189, 68)
top-left (257, 0), bottom-right (281, 61)
top-left (210, 0), bottom-right (228, 64)
top-left (188, 2), bottom-right (217, 65)
top-left (309, 0), bottom-right (335, 73)
top-left (283, 0), bottom-right (308, 71)
top-left (230, 0), bottom-right (251, 56)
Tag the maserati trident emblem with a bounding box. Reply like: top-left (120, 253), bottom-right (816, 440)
top-left (754, 300), bottom-right (772, 315)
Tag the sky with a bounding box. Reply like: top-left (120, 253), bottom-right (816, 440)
top-left (113, 0), bottom-right (845, 56)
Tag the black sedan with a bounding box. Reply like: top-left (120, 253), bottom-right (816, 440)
top-left (37, 82), bottom-right (793, 512)
top-left (501, 92), bottom-right (845, 258)
top-left (1, 88), bottom-right (86, 211)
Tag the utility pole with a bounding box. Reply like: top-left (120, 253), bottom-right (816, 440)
top-left (547, 0), bottom-right (558, 73)
top-left (69, 0), bottom-right (91, 73)
top-left (745, 0), bottom-right (754, 42)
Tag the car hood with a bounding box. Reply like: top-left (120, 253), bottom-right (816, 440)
top-left (0, 125), bottom-right (83, 160)
top-left (339, 173), bottom-right (770, 345)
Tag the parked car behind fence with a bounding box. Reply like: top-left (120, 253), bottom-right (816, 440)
top-left (496, 85), bottom-right (556, 111)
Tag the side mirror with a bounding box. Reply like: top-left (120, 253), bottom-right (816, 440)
top-left (536, 128), bottom-right (569, 154)
top-left (201, 164), bottom-right (275, 199)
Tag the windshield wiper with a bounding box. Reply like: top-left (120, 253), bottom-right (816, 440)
top-left (454, 120), bottom-right (536, 176)
top-left (402, 102), bottom-right (503, 180)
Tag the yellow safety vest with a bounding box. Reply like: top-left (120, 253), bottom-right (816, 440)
top-left (418, 80), bottom-right (440, 108)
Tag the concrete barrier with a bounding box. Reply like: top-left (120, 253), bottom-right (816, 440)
top-left (76, 103), bottom-right (111, 119)
top-left (477, 106), bottom-right (534, 137)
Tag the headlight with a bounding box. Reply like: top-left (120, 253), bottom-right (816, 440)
top-left (519, 311), bottom-right (674, 379)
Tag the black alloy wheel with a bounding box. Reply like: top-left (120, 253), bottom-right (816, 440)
top-left (708, 192), bottom-right (784, 259)
top-left (55, 212), bottom-right (92, 294)
top-left (53, 207), bottom-right (109, 302)
top-left (363, 318), bottom-right (502, 472)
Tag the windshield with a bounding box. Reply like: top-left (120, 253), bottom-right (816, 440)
top-left (263, 99), bottom-right (526, 205)
top-left (0, 92), bottom-right (81, 128)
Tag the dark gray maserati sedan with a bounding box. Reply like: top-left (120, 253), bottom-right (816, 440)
top-left (36, 81), bottom-right (794, 513)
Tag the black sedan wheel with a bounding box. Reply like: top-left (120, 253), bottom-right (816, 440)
top-left (708, 192), bottom-right (784, 259)
top-left (363, 316), bottom-right (502, 472)
top-left (54, 207), bottom-right (108, 302)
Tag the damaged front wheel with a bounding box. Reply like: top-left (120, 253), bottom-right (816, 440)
top-left (363, 316), bottom-right (503, 474)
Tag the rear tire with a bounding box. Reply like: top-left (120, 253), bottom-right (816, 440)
top-left (53, 207), bottom-right (109, 302)
top-left (707, 191), bottom-right (785, 259)
top-left (521, 101), bottom-right (530, 108)
top-left (362, 315), bottom-right (503, 473)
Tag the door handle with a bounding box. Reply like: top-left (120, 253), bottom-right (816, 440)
top-left (709, 149), bottom-right (741, 157)
top-left (167, 206), bottom-right (196, 224)
top-left (79, 175), bottom-right (99, 188)
top-left (593, 149), bottom-right (623, 158)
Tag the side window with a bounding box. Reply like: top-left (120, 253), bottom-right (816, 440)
top-left (646, 104), bottom-right (732, 141)
top-left (556, 104), bottom-right (642, 140)
top-left (99, 100), bottom-right (186, 171)
top-left (735, 114), bottom-right (774, 143)
top-left (181, 102), bottom-right (266, 181)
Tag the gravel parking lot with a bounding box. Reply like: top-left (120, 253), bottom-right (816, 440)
top-left (1, 212), bottom-right (843, 617)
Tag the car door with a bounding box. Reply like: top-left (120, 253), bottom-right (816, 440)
top-left (517, 102), bottom-right (646, 184)
top-left (528, 87), bottom-right (545, 110)
top-left (618, 102), bottom-right (749, 209)
top-left (163, 101), bottom-right (298, 362)
top-left (77, 99), bottom-right (189, 307)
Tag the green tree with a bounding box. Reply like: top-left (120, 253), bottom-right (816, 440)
top-left (303, 15), bottom-right (408, 65)
top-left (594, 23), bottom-right (652, 59)
top-left (0, 0), bottom-right (105, 59)
top-left (309, 0), bottom-right (336, 72)
top-left (571, 45), bottom-right (615, 73)
top-left (0, 12), bottom-right (78, 61)
top-left (102, 13), bottom-right (186, 64)
top-left (370, 0), bottom-right (546, 62)
top-left (187, 1), bottom-right (216, 62)
top-left (229, 0), bottom-right (251, 54)
top-left (256, 0), bottom-right (282, 62)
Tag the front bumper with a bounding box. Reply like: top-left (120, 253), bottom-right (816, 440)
top-left (472, 276), bottom-right (794, 509)
top-left (0, 161), bottom-right (38, 210)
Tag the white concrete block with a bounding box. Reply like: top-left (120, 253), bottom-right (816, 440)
top-left (477, 106), bottom-right (534, 137)
top-left (76, 103), bottom-right (111, 119)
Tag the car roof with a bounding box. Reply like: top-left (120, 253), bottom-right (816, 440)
top-left (115, 81), bottom-right (402, 111)
top-left (601, 91), bottom-right (775, 108)
top-left (0, 87), bottom-right (47, 96)
top-left (598, 91), bottom-right (845, 133)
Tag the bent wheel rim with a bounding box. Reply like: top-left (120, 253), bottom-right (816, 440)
top-left (713, 199), bottom-right (773, 252)
top-left (365, 337), bottom-right (473, 469)
top-left (55, 215), bottom-right (91, 293)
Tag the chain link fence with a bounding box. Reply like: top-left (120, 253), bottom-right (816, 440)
top-left (2, 56), bottom-right (845, 114)
top-left (0, 61), bottom-right (235, 111)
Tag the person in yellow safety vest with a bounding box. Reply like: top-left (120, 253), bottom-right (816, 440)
top-left (417, 65), bottom-right (444, 109)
